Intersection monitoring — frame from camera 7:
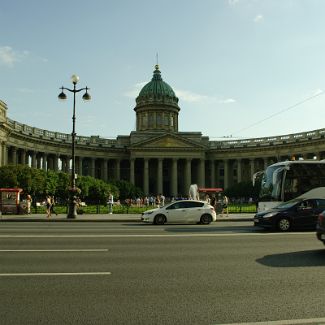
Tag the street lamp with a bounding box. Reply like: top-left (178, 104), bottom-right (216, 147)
top-left (58, 74), bottom-right (91, 218)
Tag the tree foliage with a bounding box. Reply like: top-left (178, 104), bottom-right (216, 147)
top-left (224, 181), bottom-right (259, 201)
top-left (112, 180), bottom-right (144, 200)
top-left (0, 165), bottom-right (119, 204)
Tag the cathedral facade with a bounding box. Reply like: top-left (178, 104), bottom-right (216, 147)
top-left (1, 65), bottom-right (325, 197)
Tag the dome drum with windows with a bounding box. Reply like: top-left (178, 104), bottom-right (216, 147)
top-left (134, 65), bottom-right (180, 132)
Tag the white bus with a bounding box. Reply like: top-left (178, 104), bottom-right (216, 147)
top-left (255, 160), bottom-right (325, 212)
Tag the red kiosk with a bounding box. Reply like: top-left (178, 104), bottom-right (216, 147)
top-left (0, 188), bottom-right (27, 214)
top-left (198, 187), bottom-right (224, 214)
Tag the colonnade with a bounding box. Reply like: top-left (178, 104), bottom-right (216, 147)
top-left (2, 142), bottom-right (324, 197)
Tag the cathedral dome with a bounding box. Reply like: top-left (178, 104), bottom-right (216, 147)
top-left (134, 65), bottom-right (180, 133)
top-left (136, 65), bottom-right (179, 105)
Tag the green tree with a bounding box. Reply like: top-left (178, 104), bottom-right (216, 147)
top-left (224, 181), bottom-right (257, 200)
top-left (112, 180), bottom-right (143, 200)
top-left (0, 166), bottom-right (18, 188)
top-left (55, 172), bottom-right (70, 201)
top-left (30, 168), bottom-right (47, 197)
top-left (16, 165), bottom-right (32, 193)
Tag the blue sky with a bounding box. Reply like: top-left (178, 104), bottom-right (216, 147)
top-left (1, 0), bottom-right (325, 140)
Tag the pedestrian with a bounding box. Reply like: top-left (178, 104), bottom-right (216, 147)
top-left (210, 194), bottom-right (216, 208)
top-left (155, 195), bottom-right (160, 207)
top-left (160, 194), bottom-right (165, 206)
top-left (222, 195), bottom-right (229, 217)
top-left (107, 193), bottom-right (114, 214)
top-left (50, 196), bottom-right (58, 216)
top-left (46, 195), bottom-right (52, 218)
top-left (26, 194), bottom-right (32, 214)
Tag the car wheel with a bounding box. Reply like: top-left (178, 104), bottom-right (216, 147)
top-left (154, 214), bottom-right (166, 225)
top-left (277, 218), bottom-right (291, 232)
top-left (200, 214), bottom-right (212, 225)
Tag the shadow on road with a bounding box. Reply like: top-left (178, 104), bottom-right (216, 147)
top-left (164, 225), bottom-right (256, 233)
top-left (256, 249), bottom-right (325, 267)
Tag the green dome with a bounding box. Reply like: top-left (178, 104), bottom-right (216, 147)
top-left (137, 65), bottom-right (178, 101)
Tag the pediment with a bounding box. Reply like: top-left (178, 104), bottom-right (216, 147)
top-left (131, 133), bottom-right (206, 149)
top-left (146, 136), bottom-right (192, 148)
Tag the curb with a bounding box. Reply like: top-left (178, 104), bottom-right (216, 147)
top-left (0, 216), bottom-right (254, 223)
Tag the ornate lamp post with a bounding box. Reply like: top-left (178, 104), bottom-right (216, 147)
top-left (58, 75), bottom-right (91, 218)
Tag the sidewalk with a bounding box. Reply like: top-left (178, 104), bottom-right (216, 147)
top-left (0, 213), bottom-right (254, 222)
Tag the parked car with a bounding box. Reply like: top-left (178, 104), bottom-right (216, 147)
top-left (141, 200), bottom-right (216, 225)
top-left (254, 198), bottom-right (325, 231)
top-left (316, 210), bottom-right (325, 245)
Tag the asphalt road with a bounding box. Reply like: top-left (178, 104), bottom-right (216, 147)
top-left (0, 222), bottom-right (325, 325)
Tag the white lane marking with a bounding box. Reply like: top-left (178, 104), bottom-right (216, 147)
top-left (0, 227), bottom-right (164, 231)
top-left (0, 232), bottom-right (313, 238)
top-left (0, 272), bottom-right (111, 277)
top-left (0, 249), bottom-right (108, 252)
top-left (218, 317), bottom-right (325, 325)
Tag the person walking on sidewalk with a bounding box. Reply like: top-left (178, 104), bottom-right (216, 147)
top-left (46, 195), bottom-right (52, 218)
top-left (107, 193), bottom-right (114, 214)
top-left (222, 195), bottom-right (229, 217)
top-left (26, 194), bottom-right (32, 214)
top-left (50, 196), bottom-right (58, 216)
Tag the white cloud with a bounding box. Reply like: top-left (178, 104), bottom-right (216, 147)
top-left (176, 89), bottom-right (236, 105)
top-left (0, 46), bottom-right (18, 66)
top-left (311, 88), bottom-right (323, 96)
top-left (124, 83), bottom-right (236, 105)
top-left (0, 46), bottom-right (47, 67)
top-left (228, 0), bottom-right (240, 5)
top-left (0, 46), bottom-right (29, 67)
top-left (18, 88), bottom-right (35, 94)
top-left (254, 14), bottom-right (264, 23)
top-left (175, 89), bottom-right (209, 103)
top-left (124, 81), bottom-right (147, 98)
top-left (219, 98), bottom-right (236, 104)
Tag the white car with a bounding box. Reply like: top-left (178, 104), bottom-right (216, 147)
top-left (141, 200), bottom-right (217, 225)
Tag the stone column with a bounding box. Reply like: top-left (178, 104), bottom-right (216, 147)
top-left (210, 160), bottom-right (215, 187)
top-left (171, 158), bottom-right (178, 197)
top-left (3, 144), bottom-right (8, 166)
top-left (237, 159), bottom-right (242, 183)
top-left (90, 158), bottom-right (96, 178)
top-left (31, 151), bottom-right (37, 168)
top-left (185, 159), bottom-right (192, 195)
top-left (20, 149), bottom-right (26, 166)
top-left (102, 159), bottom-right (108, 182)
top-left (199, 158), bottom-right (205, 187)
top-left (143, 158), bottom-right (149, 195)
top-left (11, 147), bottom-right (17, 165)
top-left (36, 153), bottom-right (41, 169)
top-left (199, 159), bottom-right (205, 187)
top-left (250, 159), bottom-right (255, 181)
top-left (115, 159), bottom-right (120, 181)
top-left (78, 157), bottom-right (83, 176)
top-left (42, 153), bottom-right (47, 170)
top-left (157, 158), bottom-right (163, 194)
top-left (53, 154), bottom-right (59, 172)
top-left (130, 158), bottom-right (135, 185)
top-left (223, 159), bottom-right (229, 190)
top-left (59, 156), bottom-right (64, 172)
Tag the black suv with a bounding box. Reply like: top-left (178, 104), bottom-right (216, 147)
top-left (254, 198), bottom-right (325, 231)
top-left (316, 210), bottom-right (325, 245)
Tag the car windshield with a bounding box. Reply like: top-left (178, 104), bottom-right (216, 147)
top-left (274, 199), bottom-right (302, 210)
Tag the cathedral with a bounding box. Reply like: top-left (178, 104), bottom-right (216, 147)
top-left (0, 65), bottom-right (325, 197)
